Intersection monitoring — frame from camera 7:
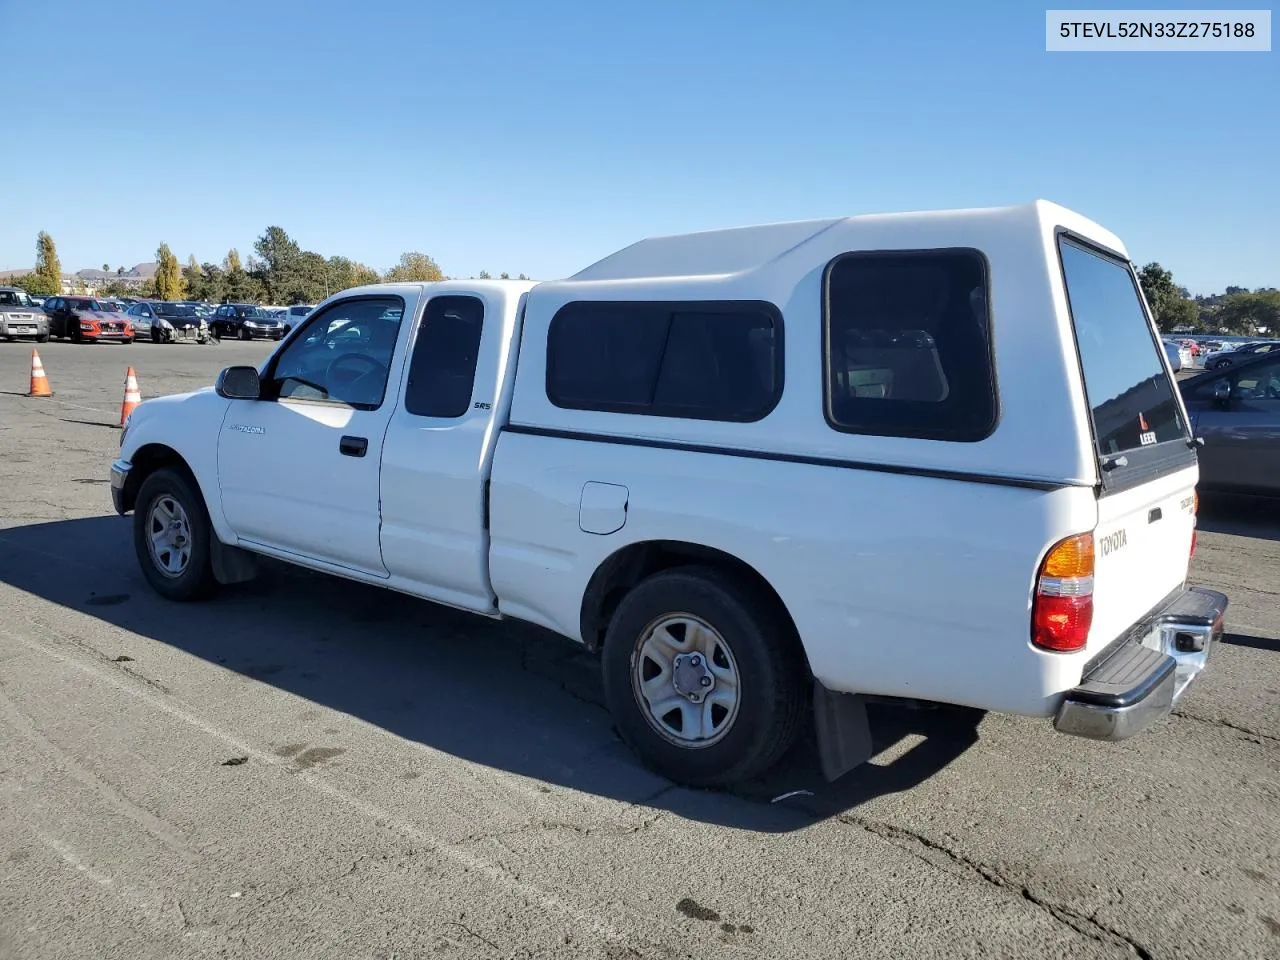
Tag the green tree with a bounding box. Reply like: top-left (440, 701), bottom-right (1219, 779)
top-left (386, 252), bottom-right (445, 283)
top-left (198, 263), bottom-right (228, 302)
top-left (477, 270), bottom-right (492, 280)
top-left (518, 273), bottom-right (530, 281)
top-left (33, 231), bottom-right (61, 295)
top-left (182, 255), bottom-right (204, 299)
top-left (252, 226), bottom-right (301, 303)
top-left (154, 243), bottom-right (184, 300)
top-left (1137, 262), bottom-right (1200, 332)
top-left (101, 263), bottom-right (109, 272)
top-left (1216, 291), bottom-right (1280, 336)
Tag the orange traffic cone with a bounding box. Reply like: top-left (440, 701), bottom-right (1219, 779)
top-left (120, 367), bottom-right (142, 426)
top-left (28, 349), bottom-right (52, 397)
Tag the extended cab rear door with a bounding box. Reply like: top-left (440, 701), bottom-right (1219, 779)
top-left (1057, 234), bottom-right (1199, 653)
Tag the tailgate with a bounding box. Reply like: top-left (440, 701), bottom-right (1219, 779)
top-left (1090, 464), bottom-right (1197, 651)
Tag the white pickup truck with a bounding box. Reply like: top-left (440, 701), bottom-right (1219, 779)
top-left (111, 200), bottom-right (1227, 787)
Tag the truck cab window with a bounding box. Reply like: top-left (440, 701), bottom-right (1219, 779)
top-left (404, 295), bottom-right (485, 418)
top-left (268, 295), bottom-right (405, 409)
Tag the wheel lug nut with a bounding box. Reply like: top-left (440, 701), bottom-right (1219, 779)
top-left (690, 655), bottom-right (701, 666)
top-left (700, 677), bottom-right (711, 687)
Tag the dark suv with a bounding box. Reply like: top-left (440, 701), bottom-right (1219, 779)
top-left (210, 304), bottom-right (285, 341)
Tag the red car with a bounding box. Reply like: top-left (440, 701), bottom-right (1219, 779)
top-left (44, 296), bottom-right (135, 343)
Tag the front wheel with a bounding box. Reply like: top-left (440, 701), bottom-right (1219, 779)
top-left (133, 468), bottom-right (217, 602)
top-left (36, 334), bottom-right (48, 343)
top-left (601, 566), bottom-right (808, 787)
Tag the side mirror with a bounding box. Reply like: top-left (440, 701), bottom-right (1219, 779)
top-left (215, 365), bottom-right (262, 400)
top-left (1212, 379), bottom-right (1232, 409)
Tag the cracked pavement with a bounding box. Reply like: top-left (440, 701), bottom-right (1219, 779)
top-left (1, 341), bottom-right (1278, 959)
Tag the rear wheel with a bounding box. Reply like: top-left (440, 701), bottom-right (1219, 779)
top-left (601, 566), bottom-right (807, 787)
top-left (133, 468), bottom-right (217, 602)
top-left (36, 334), bottom-right (48, 343)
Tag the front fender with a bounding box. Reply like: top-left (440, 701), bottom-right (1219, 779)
top-left (118, 388), bottom-right (235, 544)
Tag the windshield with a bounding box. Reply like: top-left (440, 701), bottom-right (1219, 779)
top-left (1059, 237), bottom-right (1187, 458)
top-left (157, 303), bottom-right (198, 318)
top-left (99, 301), bottom-right (123, 312)
top-left (0, 290), bottom-right (33, 307)
top-left (236, 307), bottom-right (268, 318)
top-left (71, 299), bottom-right (104, 311)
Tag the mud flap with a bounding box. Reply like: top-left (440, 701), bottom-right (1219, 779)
top-left (813, 684), bottom-right (873, 782)
top-left (210, 537), bottom-right (259, 585)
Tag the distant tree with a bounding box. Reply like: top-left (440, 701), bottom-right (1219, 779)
top-left (182, 255), bottom-right (203, 299)
top-left (499, 272), bottom-right (510, 280)
top-left (1225, 285), bottom-right (1248, 296)
top-left (224, 248), bottom-right (242, 274)
top-left (154, 243), bottom-right (185, 300)
top-left (518, 273), bottom-right (530, 281)
top-left (116, 265), bottom-right (124, 276)
top-left (198, 263), bottom-right (228, 302)
top-left (32, 231), bottom-right (61, 295)
top-left (1216, 291), bottom-right (1280, 335)
top-left (102, 263), bottom-right (109, 272)
top-left (1138, 262), bottom-right (1201, 332)
top-left (477, 270), bottom-right (492, 280)
top-left (252, 226), bottom-right (302, 303)
top-left (385, 251), bottom-right (445, 283)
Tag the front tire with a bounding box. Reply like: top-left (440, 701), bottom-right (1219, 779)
top-left (133, 468), bottom-right (217, 602)
top-left (36, 334), bottom-right (48, 343)
top-left (601, 566), bottom-right (807, 787)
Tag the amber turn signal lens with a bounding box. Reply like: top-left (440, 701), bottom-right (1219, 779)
top-left (1041, 533), bottom-right (1095, 579)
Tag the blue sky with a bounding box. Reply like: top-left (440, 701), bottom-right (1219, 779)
top-left (2, 0), bottom-right (1274, 294)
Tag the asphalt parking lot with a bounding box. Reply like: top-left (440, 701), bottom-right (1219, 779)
top-left (1, 341), bottom-right (1277, 960)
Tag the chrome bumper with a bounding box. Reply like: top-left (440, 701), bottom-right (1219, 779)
top-left (1054, 587), bottom-right (1227, 741)
top-left (110, 458), bottom-right (130, 515)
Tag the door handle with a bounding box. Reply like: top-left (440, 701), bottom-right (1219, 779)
top-left (339, 435), bottom-right (368, 458)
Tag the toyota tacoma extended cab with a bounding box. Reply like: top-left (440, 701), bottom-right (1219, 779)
top-left (110, 200), bottom-right (1227, 787)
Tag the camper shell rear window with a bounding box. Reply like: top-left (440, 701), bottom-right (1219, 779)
top-left (1057, 235), bottom-right (1190, 460)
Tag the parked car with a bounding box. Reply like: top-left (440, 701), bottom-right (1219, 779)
top-left (127, 301), bottom-right (211, 343)
top-left (1180, 353), bottom-right (1280, 497)
top-left (1163, 341), bottom-right (1183, 372)
top-left (0, 286), bottom-right (50, 342)
top-left (282, 304), bottom-right (314, 333)
top-left (1202, 340), bottom-right (1280, 370)
top-left (209, 303), bottom-right (285, 341)
top-left (44, 295), bottom-right (135, 343)
top-left (109, 200), bottom-right (1226, 787)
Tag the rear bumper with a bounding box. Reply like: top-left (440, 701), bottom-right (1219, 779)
top-left (1054, 586), bottom-right (1227, 741)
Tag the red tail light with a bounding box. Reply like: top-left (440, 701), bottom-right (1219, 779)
top-left (1032, 532), bottom-right (1094, 652)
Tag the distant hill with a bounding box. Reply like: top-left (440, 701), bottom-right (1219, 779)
top-left (0, 261), bottom-right (158, 282)
top-left (76, 261), bottom-right (158, 280)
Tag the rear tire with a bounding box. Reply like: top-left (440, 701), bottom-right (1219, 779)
top-left (133, 468), bottom-right (218, 602)
top-left (601, 565), bottom-right (807, 787)
top-left (36, 334), bottom-right (48, 343)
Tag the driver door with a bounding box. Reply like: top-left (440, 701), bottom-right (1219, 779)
top-left (217, 292), bottom-right (417, 575)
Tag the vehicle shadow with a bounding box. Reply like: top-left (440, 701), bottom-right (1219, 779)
top-left (0, 517), bottom-right (984, 833)
top-left (1197, 493), bottom-right (1280, 543)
